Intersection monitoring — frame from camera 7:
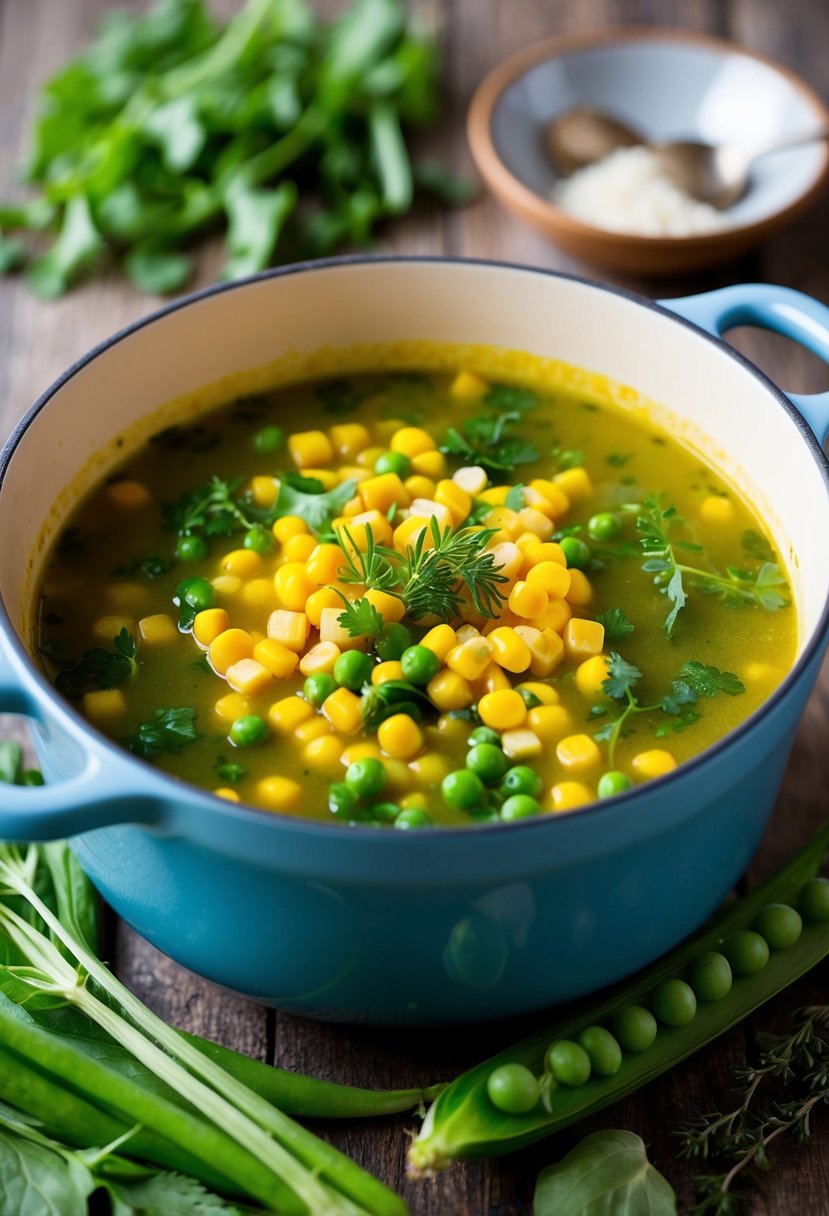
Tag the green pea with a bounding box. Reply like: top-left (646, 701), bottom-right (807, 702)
top-left (501, 766), bottom-right (543, 798)
top-left (345, 758), bottom-right (386, 799)
top-left (374, 451), bottom-right (411, 478)
top-left (468, 726), bottom-right (501, 747)
top-left (333, 650), bottom-right (373, 691)
top-left (577, 1026), bottom-right (622, 1076)
top-left (560, 536), bottom-right (591, 569)
top-left (244, 526), bottom-right (275, 556)
top-left (612, 1005), bottom-right (657, 1053)
top-left (394, 807), bottom-right (432, 830)
top-left (175, 576), bottom-right (215, 613)
top-left (597, 770), bottom-right (632, 799)
top-left (442, 769), bottom-right (486, 810)
top-left (754, 903), bottom-right (803, 949)
top-left (375, 622), bottom-right (412, 662)
top-left (303, 673), bottom-right (337, 707)
top-left (369, 802), bottom-right (401, 824)
top-left (687, 952), bottom-right (733, 1002)
top-left (486, 1063), bottom-right (540, 1114)
top-left (587, 512), bottom-right (622, 541)
top-left (501, 794), bottom-right (541, 821)
top-left (651, 978), bottom-right (697, 1027)
top-left (798, 877), bottom-right (829, 922)
top-left (253, 425), bottom-right (284, 453)
top-left (176, 535), bottom-right (208, 563)
top-left (723, 929), bottom-right (770, 976)
top-left (229, 715), bottom-right (268, 748)
top-left (400, 644), bottom-right (441, 686)
top-left (329, 783), bottom-right (356, 818)
top-left (466, 743), bottom-right (509, 784)
top-left (545, 1040), bottom-right (591, 1087)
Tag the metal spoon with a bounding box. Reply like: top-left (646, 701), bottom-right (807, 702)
top-left (545, 106), bottom-right (829, 209)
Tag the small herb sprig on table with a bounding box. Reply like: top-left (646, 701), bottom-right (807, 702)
top-left (679, 1004), bottom-right (829, 1216)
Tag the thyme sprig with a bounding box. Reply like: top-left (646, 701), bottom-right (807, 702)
top-left (678, 1004), bottom-right (829, 1216)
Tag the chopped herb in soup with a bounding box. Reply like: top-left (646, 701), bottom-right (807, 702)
top-left (37, 367), bottom-right (796, 827)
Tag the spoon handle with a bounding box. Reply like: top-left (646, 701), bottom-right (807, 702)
top-left (750, 126), bottom-right (829, 158)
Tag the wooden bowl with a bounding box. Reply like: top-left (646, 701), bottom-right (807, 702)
top-left (467, 27), bottom-right (829, 277)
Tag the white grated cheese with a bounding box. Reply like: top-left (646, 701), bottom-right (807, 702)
top-left (552, 145), bottom-right (730, 237)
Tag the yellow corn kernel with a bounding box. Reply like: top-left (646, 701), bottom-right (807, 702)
top-left (575, 655), bottom-right (611, 697)
top-left (535, 598), bottom-right (572, 635)
top-left (420, 624), bottom-right (457, 662)
top-left (208, 628), bottom-right (253, 675)
top-left (358, 472), bottom-right (410, 514)
top-left (502, 728), bottom-right (542, 761)
top-left (251, 475), bottom-right (279, 508)
top-left (339, 466), bottom-right (366, 486)
top-left (106, 480), bottom-right (151, 509)
top-left (288, 429), bottom-right (333, 468)
top-left (214, 787), bottom-right (240, 803)
top-left (393, 515), bottom-right (430, 553)
top-left (426, 669), bottom-right (474, 711)
top-left (254, 639), bottom-right (299, 679)
top-left (700, 494), bottom-right (734, 523)
top-left (341, 741), bottom-right (383, 766)
top-left (400, 792), bottom-right (428, 810)
top-left (517, 506), bottom-right (554, 540)
top-left (563, 617), bottom-right (605, 661)
top-left (335, 512), bottom-right (393, 552)
top-left (272, 515), bottom-right (309, 544)
top-left (632, 749), bottom-right (678, 780)
top-left (508, 580), bottom-right (548, 620)
top-left (521, 486), bottom-right (557, 518)
top-left (411, 450), bottom-right (447, 479)
top-left (267, 609), bottom-right (308, 652)
top-left (372, 660), bottom-right (404, 685)
top-left (485, 507), bottom-right (521, 539)
top-left (92, 615), bottom-right (134, 642)
top-left (307, 544), bottom-right (343, 585)
top-left (408, 752), bottom-right (450, 786)
top-left (239, 578), bottom-right (277, 613)
top-left (556, 733), bottom-right (601, 773)
top-left (300, 641), bottom-right (341, 676)
top-left (283, 533), bottom-right (317, 563)
top-left (449, 370), bottom-right (489, 400)
top-left (447, 636), bottom-right (493, 680)
top-left (378, 713), bottom-right (424, 760)
top-left (374, 417), bottom-right (405, 443)
top-left (488, 627), bottom-right (532, 673)
top-left (525, 628), bottom-right (565, 677)
top-left (554, 466), bottom-right (593, 503)
top-left (478, 688), bottom-right (526, 730)
top-left (517, 681), bottom-right (559, 705)
top-left (226, 658), bottom-right (273, 697)
top-left (104, 583), bottom-right (148, 612)
top-left (268, 695), bottom-right (314, 733)
top-left (456, 597), bottom-right (487, 629)
top-left (551, 781), bottom-right (593, 812)
top-left (488, 541), bottom-right (523, 582)
top-left (383, 758), bottom-right (411, 791)
top-left (526, 561), bottom-right (572, 598)
top-left (273, 563), bottom-right (314, 611)
top-left (478, 485), bottom-right (510, 506)
top-left (221, 549), bottom-right (262, 579)
top-left (453, 465), bottom-right (488, 496)
top-left (294, 716), bottom-right (333, 742)
top-left (305, 587), bottom-right (342, 628)
top-left (566, 569), bottom-right (593, 607)
top-left (304, 735), bottom-right (345, 774)
top-left (256, 776), bottom-right (302, 811)
top-left (390, 426), bottom-right (435, 458)
top-left (138, 614), bottom-right (177, 646)
top-left (83, 689), bottom-right (126, 725)
top-left (408, 498), bottom-right (453, 530)
top-left (323, 687), bottom-right (363, 734)
top-left (434, 479), bottom-right (472, 524)
top-left (528, 479), bottom-right (570, 518)
top-left (212, 574), bottom-right (242, 597)
top-left (525, 541), bottom-right (567, 568)
top-left (528, 704), bottom-right (572, 744)
top-left (455, 623), bottom-right (481, 643)
top-left (365, 588), bottom-right (406, 623)
top-left (329, 422), bottom-right (371, 459)
top-left (318, 607), bottom-right (367, 650)
top-left (214, 693), bottom-right (251, 723)
top-left (404, 474), bottom-right (436, 500)
top-left (357, 445), bottom-right (386, 469)
top-left (479, 662), bottom-right (512, 693)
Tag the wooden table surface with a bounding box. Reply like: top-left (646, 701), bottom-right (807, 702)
top-left (1, 1), bottom-right (828, 1213)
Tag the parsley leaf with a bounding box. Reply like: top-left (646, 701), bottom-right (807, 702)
top-left (215, 756), bottom-right (247, 784)
top-left (336, 597), bottom-right (385, 639)
top-left (595, 608), bottom-right (634, 642)
top-left (163, 476), bottom-right (250, 539)
top-left (125, 708), bottom-right (199, 758)
top-left (271, 477), bottom-right (358, 536)
top-left (602, 651), bottom-right (643, 701)
top-left (441, 412), bottom-right (539, 478)
top-left (675, 661), bottom-right (746, 699)
top-left (742, 529), bottom-right (775, 561)
top-left (111, 554), bottom-right (175, 579)
top-left (55, 629), bottom-right (138, 696)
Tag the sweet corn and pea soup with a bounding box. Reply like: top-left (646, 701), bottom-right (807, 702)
top-left (38, 365), bottom-right (796, 827)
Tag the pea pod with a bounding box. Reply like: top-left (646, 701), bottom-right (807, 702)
top-left (409, 825), bottom-right (829, 1172)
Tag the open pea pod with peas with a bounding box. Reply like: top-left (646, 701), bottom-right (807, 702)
top-left (408, 824), bottom-right (829, 1172)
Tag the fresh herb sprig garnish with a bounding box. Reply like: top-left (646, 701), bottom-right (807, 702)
top-left (360, 680), bottom-right (432, 731)
top-left (637, 495), bottom-right (788, 634)
top-left (111, 553), bottom-right (175, 579)
top-left (164, 472), bottom-right (359, 540)
top-left (54, 629), bottom-right (138, 697)
top-left (336, 597), bottom-right (386, 640)
top-left (595, 607), bottom-right (635, 642)
top-left (125, 707), bottom-right (199, 758)
top-left (594, 652), bottom-right (746, 764)
top-left (441, 412), bottom-right (539, 478)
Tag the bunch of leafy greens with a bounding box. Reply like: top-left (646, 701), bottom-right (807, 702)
top-left (0, 0), bottom-right (470, 297)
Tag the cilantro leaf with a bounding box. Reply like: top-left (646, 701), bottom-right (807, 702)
top-left (55, 629), bottom-right (138, 696)
top-left (221, 178), bottom-right (297, 281)
top-left (602, 651), bottom-right (643, 701)
top-left (215, 756), bottom-right (247, 784)
top-left (676, 661), bottom-right (746, 699)
top-left (271, 477), bottom-right (358, 536)
top-left (125, 708), bottom-right (199, 758)
top-left (123, 242), bottom-right (193, 295)
top-left (163, 476), bottom-right (249, 539)
top-left (336, 596), bottom-right (385, 639)
top-left (595, 608), bottom-right (634, 642)
top-left (742, 529), bottom-right (775, 561)
top-left (441, 412), bottom-right (539, 478)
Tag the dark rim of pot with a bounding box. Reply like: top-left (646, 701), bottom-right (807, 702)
top-left (1, 255), bottom-right (827, 841)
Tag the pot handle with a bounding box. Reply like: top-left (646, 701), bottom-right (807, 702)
top-left (660, 284), bottom-right (829, 445)
top-left (0, 640), bottom-right (163, 840)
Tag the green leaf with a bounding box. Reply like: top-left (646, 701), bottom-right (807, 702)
top-left (142, 95), bottom-right (207, 173)
top-left (602, 652), bottom-right (643, 701)
top-left (595, 608), bottom-right (634, 642)
top-left (369, 101), bottom-right (412, 214)
top-left (215, 756), bottom-right (246, 785)
top-left (0, 236), bottom-right (27, 274)
top-left (413, 160), bottom-right (477, 206)
top-left (505, 484), bottom-right (525, 511)
top-left (55, 629), bottom-right (138, 696)
top-left (742, 529), bottom-right (775, 561)
top-left (124, 708), bottom-right (199, 758)
top-left (483, 384), bottom-right (537, 412)
top-left (677, 661), bottom-right (745, 699)
top-left (124, 244), bottom-right (193, 295)
top-left (26, 195), bottom-right (104, 299)
top-left (0, 1123), bottom-right (95, 1216)
top-left (441, 412), bottom-right (539, 478)
top-left (0, 742), bottom-right (24, 785)
top-left (105, 1168), bottom-right (241, 1215)
top-left (221, 178), bottom-right (297, 280)
top-left (533, 1130), bottom-right (677, 1216)
top-left (360, 679), bottom-right (431, 732)
top-left (112, 554), bottom-right (175, 580)
top-left (271, 477), bottom-right (358, 536)
top-left (606, 452), bottom-right (633, 467)
top-left (336, 597), bottom-right (385, 640)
